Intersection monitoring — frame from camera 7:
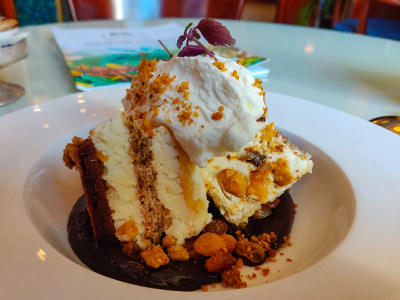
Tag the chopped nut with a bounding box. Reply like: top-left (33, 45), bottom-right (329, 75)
top-left (211, 111), bottom-right (224, 120)
top-left (140, 245), bottom-right (170, 268)
top-left (217, 168), bottom-right (248, 198)
top-left (162, 235), bottom-right (176, 248)
top-left (273, 158), bottom-right (293, 186)
top-left (115, 220), bottom-right (138, 242)
top-left (167, 245), bottom-right (190, 261)
top-left (247, 168), bottom-right (271, 201)
top-left (213, 61), bottom-right (227, 72)
top-left (260, 123), bottom-right (277, 141)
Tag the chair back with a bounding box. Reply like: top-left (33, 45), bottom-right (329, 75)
top-left (333, 0), bottom-right (400, 34)
top-left (68, 0), bottom-right (245, 21)
top-left (275, 0), bottom-right (319, 26)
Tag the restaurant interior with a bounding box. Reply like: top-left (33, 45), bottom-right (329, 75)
top-left (2, 0), bottom-right (400, 38)
top-left (0, 1), bottom-right (399, 299)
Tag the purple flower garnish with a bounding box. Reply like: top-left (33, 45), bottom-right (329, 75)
top-left (177, 18), bottom-right (236, 59)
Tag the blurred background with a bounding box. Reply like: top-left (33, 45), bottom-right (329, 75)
top-left (0, 0), bottom-right (399, 40)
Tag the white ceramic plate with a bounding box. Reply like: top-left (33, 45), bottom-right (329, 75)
top-left (1, 86), bottom-right (399, 299)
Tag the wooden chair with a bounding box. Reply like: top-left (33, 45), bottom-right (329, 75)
top-left (275, 0), bottom-right (320, 26)
top-left (332, 0), bottom-right (400, 40)
top-left (68, 0), bottom-right (245, 21)
top-left (0, 0), bottom-right (18, 19)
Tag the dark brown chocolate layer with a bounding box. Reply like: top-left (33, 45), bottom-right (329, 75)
top-left (68, 191), bottom-right (294, 291)
top-left (63, 137), bottom-right (116, 243)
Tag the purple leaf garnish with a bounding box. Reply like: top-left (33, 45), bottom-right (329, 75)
top-left (178, 45), bottom-right (206, 57)
top-left (196, 18), bottom-right (236, 46)
top-left (176, 18), bottom-right (236, 58)
top-left (177, 35), bottom-right (186, 48)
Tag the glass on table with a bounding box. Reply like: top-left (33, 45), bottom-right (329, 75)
top-left (370, 116), bottom-right (400, 136)
top-left (0, 38), bottom-right (28, 106)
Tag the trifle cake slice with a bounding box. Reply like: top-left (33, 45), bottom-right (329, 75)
top-left (64, 112), bottom-right (211, 250)
top-left (64, 19), bottom-right (313, 291)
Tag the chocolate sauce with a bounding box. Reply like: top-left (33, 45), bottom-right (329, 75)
top-left (68, 192), bottom-right (294, 291)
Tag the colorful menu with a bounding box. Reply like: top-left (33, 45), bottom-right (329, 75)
top-left (52, 23), bottom-right (268, 91)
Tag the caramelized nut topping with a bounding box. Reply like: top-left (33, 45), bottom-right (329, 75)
top-left (211, 112), bottom-right (224, 121)
top-left (167, 245), bottom-right (190, 261)
top-left (162, 235), bottom-right (176, 248)
top-left (247, 168), bottom-right (271, 201)
top-left (140, 245), bottom-right (170, 268)
top-left (217, 168), bottom-right (248, 198)
top-left (260, 123), bottom-right (278, 142)
top-left (273, 158), bottom-right (293, 186)
top-left (115, 220), bottom-right (138, 242)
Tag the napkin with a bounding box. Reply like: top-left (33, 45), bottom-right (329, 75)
top-left (0, 28), bottom-right (29, 48)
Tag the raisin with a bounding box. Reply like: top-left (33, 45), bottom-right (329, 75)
top-left (235, 240), bottom-right (266, 264)
top-left (203, 218), bottom-right (228, 234)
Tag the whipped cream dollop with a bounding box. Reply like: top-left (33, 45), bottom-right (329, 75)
top-left (122, 55), bottom-right (266, 167)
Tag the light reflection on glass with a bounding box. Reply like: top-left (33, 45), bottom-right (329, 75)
top-left (304, 44), bottom-right (314, 54)
top-left (42, 124), bottom-right (49, 129)
top-left (80, 108), bottom-right (86, 114)
top-left (78, 99), bottom-right (85, 104)
top-left (91, 113), bottom-right (97, 117)
top-left (36, 249), bottom-right (46, 261)
top-left (77, 94), bottom-right (83, 98)
top-left (33, 105), bottom-right (42, 113)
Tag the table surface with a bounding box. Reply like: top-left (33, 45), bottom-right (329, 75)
top-left (1, 18), bottom-right (400, 120)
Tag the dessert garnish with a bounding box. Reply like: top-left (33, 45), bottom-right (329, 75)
top-left (176, 18), bottom-right (235, 58)
top-left (64, 18), bottom-right (313, 291)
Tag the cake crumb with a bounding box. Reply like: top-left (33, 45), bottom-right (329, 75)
top-left (261, 267), bottom-right (270, 276)
top-left (235, 258), bottom-right (244, 269)
top-left (245, 273), bottom-right (257, 280)
top-left (222, 268), bottom-right (247, 289)
top-left (286, 258), bottom-right (293, 262)
top-left (201, 285), bottom-right (208, 292)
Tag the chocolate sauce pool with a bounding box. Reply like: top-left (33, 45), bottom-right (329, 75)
top-left (68, 192), bottom-right (294, 291)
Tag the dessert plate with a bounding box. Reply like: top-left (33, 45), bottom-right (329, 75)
top-left (0, 86), bottom-right (399, 299)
